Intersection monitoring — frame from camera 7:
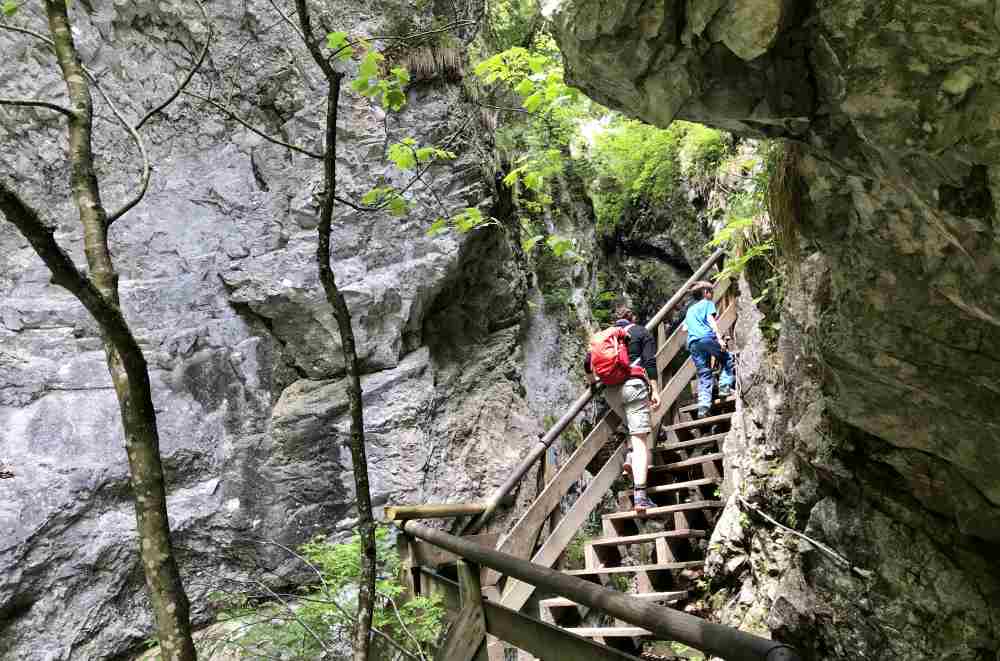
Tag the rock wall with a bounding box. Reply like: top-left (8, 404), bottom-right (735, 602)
top-left (0, 2), bottom-right (550, 659)
top-left (549, 1), bottom-right (1000, 659)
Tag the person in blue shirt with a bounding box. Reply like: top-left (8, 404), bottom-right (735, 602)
top-left (683, 281), bottom-right (735, 418)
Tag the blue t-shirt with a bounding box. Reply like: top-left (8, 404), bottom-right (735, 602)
top-left (684, 299), bottom-right (717, 344)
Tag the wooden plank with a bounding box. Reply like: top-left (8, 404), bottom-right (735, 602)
top-left (487, 413), bottom-right (618, 581)
top-left (653, 453), bottom-right (725, 471)
top-left (565, 561), bottom-right (704, 576)
top-left (419, 569), bottom-right (645, 661)
top-left (499, 443), bottom-right (628, 612)
top-left (410, 534), bottom-right (499, 568)
top-left (678, 397), bottom-right (736, 415)
top-left (540, 592), bottom-right (686, 608)
top-left (603, 500), bottom-right (723, 521)
top-left (655, 433), bottom-right (727, 452)
top-left (566, 627), bottom-right (651, 638)
top-left (588, 529), bottom-right (707, 547)
top-left (437, 561), bottom-right (488, 661)
top-left (647, 478), bottom-right (720, 495)
top-left (662, 413), bottom-right (733, 433)
top-left (385, 503), bottom-right (487, 521)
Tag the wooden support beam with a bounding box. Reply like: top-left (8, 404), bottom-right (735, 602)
top-left (385, 503), bottom-right (488, 521)
top-left (437, 561), bottom-right (488, 661)
top-left (500, 443), bottom-right (627, 612)
top-left (420, 569), bottom-right (644, 661)
top-left (402, 522), bottom-right (800, 661)
top-left (410, 534), bottom-right (499, 568)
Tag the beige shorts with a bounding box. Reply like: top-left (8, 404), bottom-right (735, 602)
top-left (604, 378), bottom-right (651, 435)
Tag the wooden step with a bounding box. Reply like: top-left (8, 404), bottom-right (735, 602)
top-left (678, 396), bottom-right (735, 415)
top-left (588, 529), bottom-right (706, 547)
top-left (646, 478), bottom-right (721, 496)
top-left (651, 452), bottom-right (725, 473)
top-left (603, 500), bottom-right (722, 522)
top-left (565, 561), bottom-right (703, 577)
top-left (540, 591), bottom-right (687, 609)
top-left (565, 627), bottom-right (652, 637)
top-left (662, 413), bottom-right (732, 433)
top-left (654, 433), bottom-right (727, 453)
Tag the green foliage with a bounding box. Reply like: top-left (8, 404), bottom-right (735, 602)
top-left (678, 121), bottom-right (728, 176)
top-left (484, 0), bottom-right (541, 50)
top-left (208, 528), bottom-right (444, 660)
top-left (2, 1), bottom-right (18, 16)
top-left (350, 50), bottom-right (409, 110)
top-left (387, 137), bottom-right (456, 171)
top-left (326, 31), bottom-right (354, 60)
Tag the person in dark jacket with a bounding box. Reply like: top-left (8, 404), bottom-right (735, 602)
top-left (585, 305), bottom-right (661, 512)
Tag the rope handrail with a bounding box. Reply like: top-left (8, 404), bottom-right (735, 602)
top-left (401, 520), bottom-right (800, 661)
top-left (461, 248), bottom-right (727, 533)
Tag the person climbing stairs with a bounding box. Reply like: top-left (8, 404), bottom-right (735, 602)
top-left (538, 387), bottom-right (737, 653)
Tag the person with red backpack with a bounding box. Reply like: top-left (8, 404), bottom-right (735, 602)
top-left (585, 305), bottom-right (661, 513)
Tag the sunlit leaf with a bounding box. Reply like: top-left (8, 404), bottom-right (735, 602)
top-left (326, 31), bottom-right (353, 60)
top-left (2, 0), bottom-right (18, 16)
top-left (426, 218), bottom-right (448, 237)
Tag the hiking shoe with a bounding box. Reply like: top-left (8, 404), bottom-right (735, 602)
top-left (622, 451), bottom-right (633, 479)
top-left (718, 386), bottom-right (733, 398)
top-left (696, 407), bottom-right (710, 419)
top-left (633, 495), bottom-right (657, 514)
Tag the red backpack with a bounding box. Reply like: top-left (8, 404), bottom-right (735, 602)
top-left (589, 324), bottom-right (642, 385)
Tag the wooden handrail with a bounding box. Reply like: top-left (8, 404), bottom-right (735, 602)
top-left (462, 249), bottom-right (727, 533)
top-left (401, 521), bottom-right (801, 661)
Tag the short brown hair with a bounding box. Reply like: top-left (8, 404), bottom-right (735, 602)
top-left (612, 305), bottom-right (636, 322)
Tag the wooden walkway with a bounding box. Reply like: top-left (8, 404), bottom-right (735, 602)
top-left (389, 251), bottom-right (760, 661)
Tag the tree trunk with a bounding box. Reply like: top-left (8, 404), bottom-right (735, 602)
top-left (39, 2), bottom-right (197, 658)
top-left (292, 2), bottom-right (378, 657)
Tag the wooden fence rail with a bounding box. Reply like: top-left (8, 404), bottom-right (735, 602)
top-left (402, 521), bottom-right (801, 661)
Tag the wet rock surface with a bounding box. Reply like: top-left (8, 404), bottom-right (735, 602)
top-left (550, 1), bottom-right (1000, 658)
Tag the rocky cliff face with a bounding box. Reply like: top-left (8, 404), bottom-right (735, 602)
top-left (0, 2), bottom-right (558, 659)
top-left (549, 2), bottom-right (1000, 659)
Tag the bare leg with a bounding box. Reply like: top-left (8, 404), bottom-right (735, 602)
top-left (631, 432), bottom-right (650, 487)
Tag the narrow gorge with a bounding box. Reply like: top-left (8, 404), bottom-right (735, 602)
top-left (1, 1), bottom-right (998, 660)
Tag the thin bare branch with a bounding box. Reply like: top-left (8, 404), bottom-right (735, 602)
top-left (0, 96), bottom-right (72, 116)
top-left (82, 66), bottom-right (151, 227)
top-left (327, 19), bottom-right (477, 61)
top-left (377, 589), bottom-right (429, 661)
top-left (183, 90), bottom-right (324, 159)
top-left (264, 0), bottom-right (304, 41)
top-left (252, 578), bottom-right (333, 654)
top-left (136, 0), bottom-right (212, 130)
top-left (0, 21), bottom-right (55, 47)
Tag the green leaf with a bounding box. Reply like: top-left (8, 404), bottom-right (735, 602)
top-left (514, 78), bottom-right (534, 98)
top-left (359, 51), bottom-right (381, 79)
top-left (350, 77), bottom-right (371, 94)
top-left (388, 142), bottom-right (417, 170)
top-left (388, 195), bottom-right (409, 217)
top-left (361, 188), bottom-right (381, 205)
top-left (546, 234), bottom-right (574, 257)
top-left (391, 66), bottom-right (410, 85)
top-left (2, 0), bottom-right (17, 15)
top-left (521, 234), bottom-right (544, 253)
top-left (383, 87), bottom-right (406, 111)
top-left (523, 171), bottom-right (543, 191)
top-left (426, 218), bottom-right (448, 237)
top-left (326, 31), bottom-right (353, 60)
top-left (522, 91), bottom-right (544, 113)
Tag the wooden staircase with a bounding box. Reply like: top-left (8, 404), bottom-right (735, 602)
top-left (537, 392), bottom-right (737, 653)
top-left (389, 251), bottom-right (763, 661)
